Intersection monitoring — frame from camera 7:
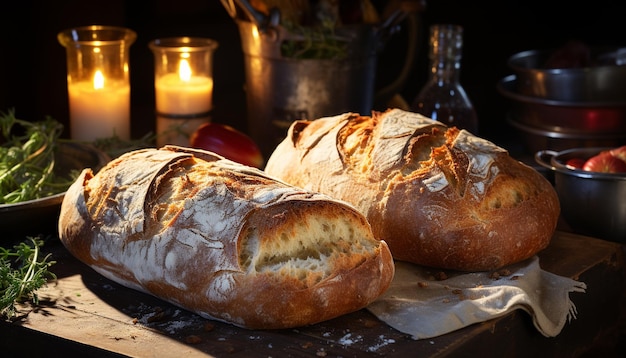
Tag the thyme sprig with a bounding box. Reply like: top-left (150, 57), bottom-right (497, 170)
top-left (280, 19), bottom-right (349, 60)
top-left (0, 109), bottom-right (72, 204)
top-left (0, 237), bottom-right (56, 319)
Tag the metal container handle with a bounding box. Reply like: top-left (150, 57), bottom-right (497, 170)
top-left (534, 150), bottom-right (558, 171)
top-left (220, 0), bottom-right (279, 32)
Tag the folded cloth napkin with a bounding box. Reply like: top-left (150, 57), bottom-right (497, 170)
top-left (367, 256), bottom-right (587, 340)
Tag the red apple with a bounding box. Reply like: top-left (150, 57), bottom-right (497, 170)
top-left (582, 151), bottom-right (626, 173)
top-left (190, 122), bottom-right (264, 168)
top-left (609, 145), bottom-right (626, 164)
top-left (565, 158), bottom-right (585, 170)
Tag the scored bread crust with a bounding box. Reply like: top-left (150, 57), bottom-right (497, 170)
top-left (265, 109), bottom-right (561, 272)
top-left (58, 146), bottom-right (394, 330)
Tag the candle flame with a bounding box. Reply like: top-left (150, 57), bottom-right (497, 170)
top-left (178, 59), bottom-right (192, 82)
top-left (93, 70), bottom-right (105, 90)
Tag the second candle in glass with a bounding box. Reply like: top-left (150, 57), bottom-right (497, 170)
top-left (149, 37), bottom-right (218, 147)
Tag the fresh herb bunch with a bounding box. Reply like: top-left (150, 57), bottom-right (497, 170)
top-left (0, 237), bottom-right (56, 319)
top-left (280, 19), bottom-right (348, 59)
top-left (0, 109), bottom-right (74, 204)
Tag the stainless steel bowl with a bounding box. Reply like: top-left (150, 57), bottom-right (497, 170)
top-left (535, 147), bottom-right (626, 243)
top-left (508, 47), bottom-right (626, 102)
top-left (498, 75), bottom-right (626, 134)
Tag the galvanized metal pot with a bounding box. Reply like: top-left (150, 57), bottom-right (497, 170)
top-left (223, 0), bottom-right (422, 157)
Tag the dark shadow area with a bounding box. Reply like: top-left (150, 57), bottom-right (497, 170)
top-left (0, 1), bottom-right (623, 147)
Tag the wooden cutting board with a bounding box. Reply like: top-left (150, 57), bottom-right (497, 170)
top-left (0, 231), bottom-right (624, 357)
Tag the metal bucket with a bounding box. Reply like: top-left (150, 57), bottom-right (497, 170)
top-left (223, 0), bottom-right (421, 157)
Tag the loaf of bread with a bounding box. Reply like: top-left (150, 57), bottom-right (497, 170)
top-left (58, 145), bottom-right (394, 329)
top-left (265, 109), bottom-right (560, 272)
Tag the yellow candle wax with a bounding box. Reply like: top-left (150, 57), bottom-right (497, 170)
top-left (68, 79), bottom-right (131, 141)
top-left (155, 73), bottom-right (213, 115)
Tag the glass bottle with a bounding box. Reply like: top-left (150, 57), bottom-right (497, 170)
top-left (411, 24), bottom-right (479, 134)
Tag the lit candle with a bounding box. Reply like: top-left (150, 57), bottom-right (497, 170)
top-left (155, 59), bottom-right (213, 115)
top-left (59, 26), bottom-right (135, 142)
top-left (150, 37), bottom-right (218, 148)
top-left (68, 70), bottom-right (131, 141)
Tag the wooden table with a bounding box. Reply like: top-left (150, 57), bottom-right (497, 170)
top-left (0, 231), bottom-right (624, 357)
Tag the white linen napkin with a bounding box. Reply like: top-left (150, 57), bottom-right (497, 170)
top-left (366, 256), bottom-right (587, 340)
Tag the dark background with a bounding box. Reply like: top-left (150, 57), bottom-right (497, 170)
top-left (0, 0), bottom-right (624, 148)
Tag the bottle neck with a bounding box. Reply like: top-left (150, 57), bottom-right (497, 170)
top-left (427, 24), bottom-right (464, 83)
top-left (411, 24), bottom-right (479, 134)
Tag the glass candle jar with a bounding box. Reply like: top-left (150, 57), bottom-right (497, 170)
top-left (149, 37), bottom-right (219, 147)
top-left (58, 25), bottom-right (136, 141)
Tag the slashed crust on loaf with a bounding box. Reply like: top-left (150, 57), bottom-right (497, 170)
top-left (58, 146), bottom-right (394, 329)
top-left (265, 109), bottom-right (561, 271)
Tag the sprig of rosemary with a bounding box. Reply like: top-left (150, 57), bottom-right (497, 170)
top-left (0, 109), bottom-right (72, 204)
top-left (0, 237), bottom-right (56, 319)
top-left (0, 110), bottom-right (156, 320)
top-left (0, 109), bottom-right (158, 204)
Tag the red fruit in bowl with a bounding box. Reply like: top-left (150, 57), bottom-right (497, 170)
top-left (565, 158), bottom-right (585, 170)
top-left (582, 151), bottom-right (626, 173)
top-left (609, 145), bottom-right (626, 163)
top-left (190, 122), bottom-right (264, 168)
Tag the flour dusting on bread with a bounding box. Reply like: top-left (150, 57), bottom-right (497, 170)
top-left (59, 146), bottom-right (394, 329)
top-left (266, 109), bottom-right (560, 272)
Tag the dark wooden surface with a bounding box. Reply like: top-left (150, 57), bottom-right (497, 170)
top-left (0, 231), bottom-right (624, 357)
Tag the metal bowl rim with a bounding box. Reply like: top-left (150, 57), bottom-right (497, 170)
top-left (535, 147), bottom-right (626, 180)
top-left (498, 75), bottom-right (626, 107)
top-left (0, 191), bottom-right (65, 212)
top-left (507, 47), bottom-right (626, 72)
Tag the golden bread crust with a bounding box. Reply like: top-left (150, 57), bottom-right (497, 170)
top-left (265, 109), bottom-right (560, 271)
top-left (58, 146), bottom-right (394, 329)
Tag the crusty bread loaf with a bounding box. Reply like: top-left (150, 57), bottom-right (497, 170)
top-left (58, 145), bottom-right (394, 329)
top-left (265, 109), bottom-right (560, 272)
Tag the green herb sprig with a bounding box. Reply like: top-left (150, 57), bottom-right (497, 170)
top-left (0, 109), bottom-right (72, 204)
top-left (280, 19), bottom-right (349, 60)
top-left (0, 237), bottom-right (56, 319)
